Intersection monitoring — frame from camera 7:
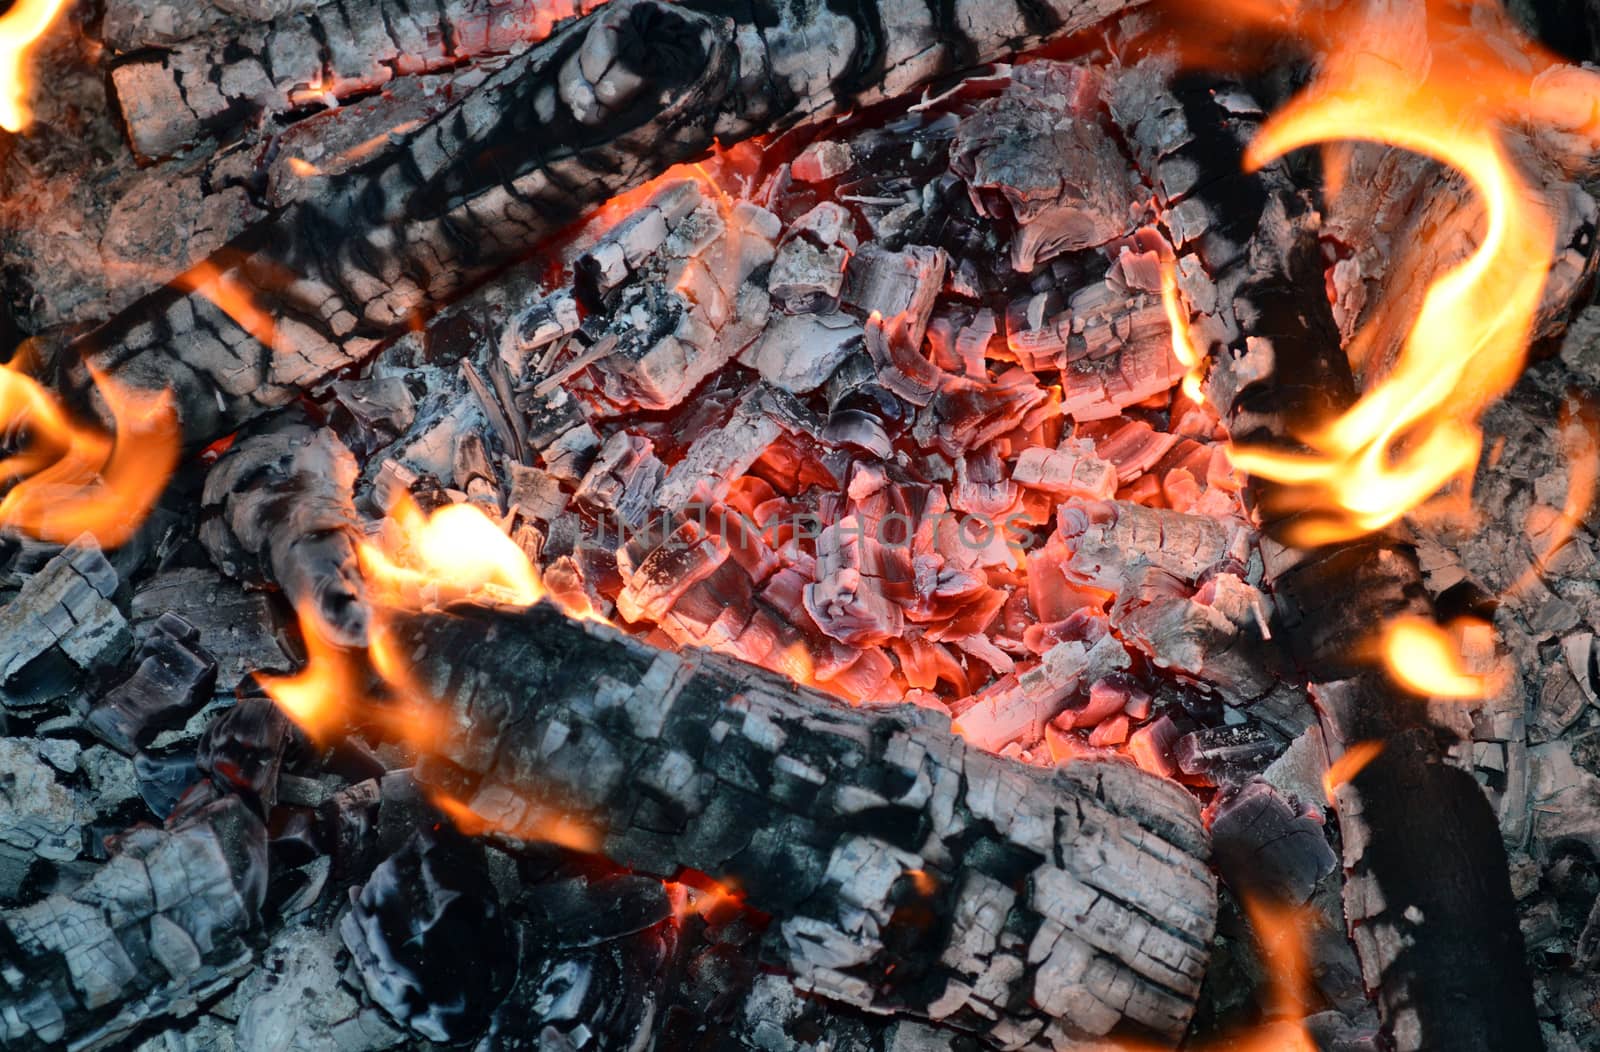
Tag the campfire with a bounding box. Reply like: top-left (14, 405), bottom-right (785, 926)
top-left (1, 0), bottom-right (1598, 1048)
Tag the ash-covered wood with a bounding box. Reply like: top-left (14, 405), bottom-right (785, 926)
top-left (0, 794), bottom-right (266, 1052)
top-left (201, 419), bottom-right (370, 647)
top-left (391, 601), bottom-right (1216, 1048)
top-left (70, 0), bottom-right (1151, 451)
top-left (108, 0), bottom-right (603, 163)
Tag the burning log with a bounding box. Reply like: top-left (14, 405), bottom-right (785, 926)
top-left (71, 0), bottom-right (1154, 451)
top-left (390, 601), bottom-right (1217, 1048)
top-left (200, 419), bottom-right (370, 647)
top-left (1210, 156), bottom-right (1545, 1052)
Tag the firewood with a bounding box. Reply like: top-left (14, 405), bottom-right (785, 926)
top-left (73, 0), bottom-right (1154, 452)
top-left (390, 601), bottom-right (1216, 1048)
top-left (108, 0), bottom-right (604, 163)
top-left (0, 795), bottom-right (267, 1052)
top-left (201, 419), bottom-right (370, 648)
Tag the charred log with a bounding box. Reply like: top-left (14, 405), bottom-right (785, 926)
top-left (71, 0), bottom-right (1152, 451)
top-left (390, 601), bottom-right (1217, 1049)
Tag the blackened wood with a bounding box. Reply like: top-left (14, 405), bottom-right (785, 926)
top-left (1200, 133), bottom-right (1544, 1052)
top-left (71, 0), bottom-right (1148, 451)
top-left (109, 0), bottom-right (603, 163)
top-left (391, 601), bottom-right (1216, 1049)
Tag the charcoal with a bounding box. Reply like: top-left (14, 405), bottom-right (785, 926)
top-left (0, 537), bottom-right (130, 714)
top-left (319, 778), bottom-right (383, 880)
top-left (340, 829), bottom-right (516, 1042)
top-left (329, 376), bottom-right (420, 458)
top-left (522, 873), bottom-right (673, 949)
top-left (87, 612), bottom-right (218, 755)
top-left (0, 794), bottom-right (266, 1051)
top-left (234, 926), bottom-right (404, 1052)
top-left (135, 750), bottom-right (204, 820)
top-left (1174, 724), bottom-right (1279, 783)
top-left (0, 738), bottom-right (90, 898)
top-left (1209, 780), bottom-right (1338, 906)
top-left (201, 420), bottom-right (369, 648)
top-left (197, 698), bottom-right (294, 811)
top-left (131, 569), bottom-right (287, 690)
top-left (391, 603), bottom-right (1217, 1045)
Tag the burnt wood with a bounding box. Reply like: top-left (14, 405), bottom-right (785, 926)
top-left (390, 601), bottom-right (1217, 1050)
top-left (70, 0), bottom-right (1147, 452)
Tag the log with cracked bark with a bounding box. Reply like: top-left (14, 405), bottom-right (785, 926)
top-left (1192, 93), bottom-right (1547, 1052)
top-left (108, 0), bottom-right (606, 163)
top-left (389, 601), bottom-right (1217, 1049)
top-left (68, 0), bottom-right (1149, 452)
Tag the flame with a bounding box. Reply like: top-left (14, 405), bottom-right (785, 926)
top-left (358, 493), bottom-right (543, 609)
top-left (287, 157), bottom-right (321, 177)
top-left (431, 791), bottom-right (602, 853)
top-left (667, 874), bottom-right (744, 924)
top-left (1323, 740), bottom-right (1383, 805)
top-left (172, 260), bottom-right (282, 351)
top-left (1380, 616), bottom-right (1498, 699)
top-left (258, 605), bottom-right (364, 744)
top-left (1509, 395), bottom-right (1599, 595)
top-left (1159, 258), bottom-right (1206, 404)
top-left (0, 358), bottom-right (178, 546)
top-left (1219, 3), bottom-right (1563, 545)
top-left (1233, 895), bottom-right (1318, 1052)
top-left (0, 0), bottom-right (66, 132)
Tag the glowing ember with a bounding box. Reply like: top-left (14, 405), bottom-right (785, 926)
top-left (1323, 740), bottom-right (1383, 805)
top-left (358, 494), bottom-right (543, 609)
top-left (0, 355), bottom-right (179, 546)
top-left (1380, 616), bottom-right (1497, 700)
top-left (0, 0), bottom-right (67, 132)
top-left (431, 791), bottom-right (602, 853)
top-left (1159, 258), bottom-right (1206, 404)
top-left (1220, 4), bottom-right (1564, 546)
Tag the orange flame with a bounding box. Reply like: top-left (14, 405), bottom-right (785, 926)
top-left (1233, 895), bottom-right (1318, 1052)
top-left (1380, 616), bottom-right (1498, 699)
top-left (0, 0), bottom-right (67, 132)
top-left (172, 260), bottom-right (282, 351)
top-left (1160, 258), bottom-right (1206, 404)
top-left (1220, 3), bottom-right (1564, 545)
top-left (257, 605), bottom-right (364, 744)
top-left (0, 358), bottom-right (178, 546)
top-left (431, 791), bottom-right (602, 853)
top-left (358, 493), bottom-right (543, 609)
top-left (1323, 740), bottom-right (1383, 805)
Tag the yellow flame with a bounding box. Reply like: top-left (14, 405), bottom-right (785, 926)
top-left (1380, 616), bottom-right (1497, 699)
top-left (1220, 4), bottom-right (1560, 545)
top-left (0, 0), bottom-right (66, 132)
top-left (0, 357), bottom-right (179, 546)
top-left (171, 259), bottom-right (283, 351)
top-left (358, 493), bottom-right (543, 609)
top-left (1159, 258), bottom-right (1206, 404)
